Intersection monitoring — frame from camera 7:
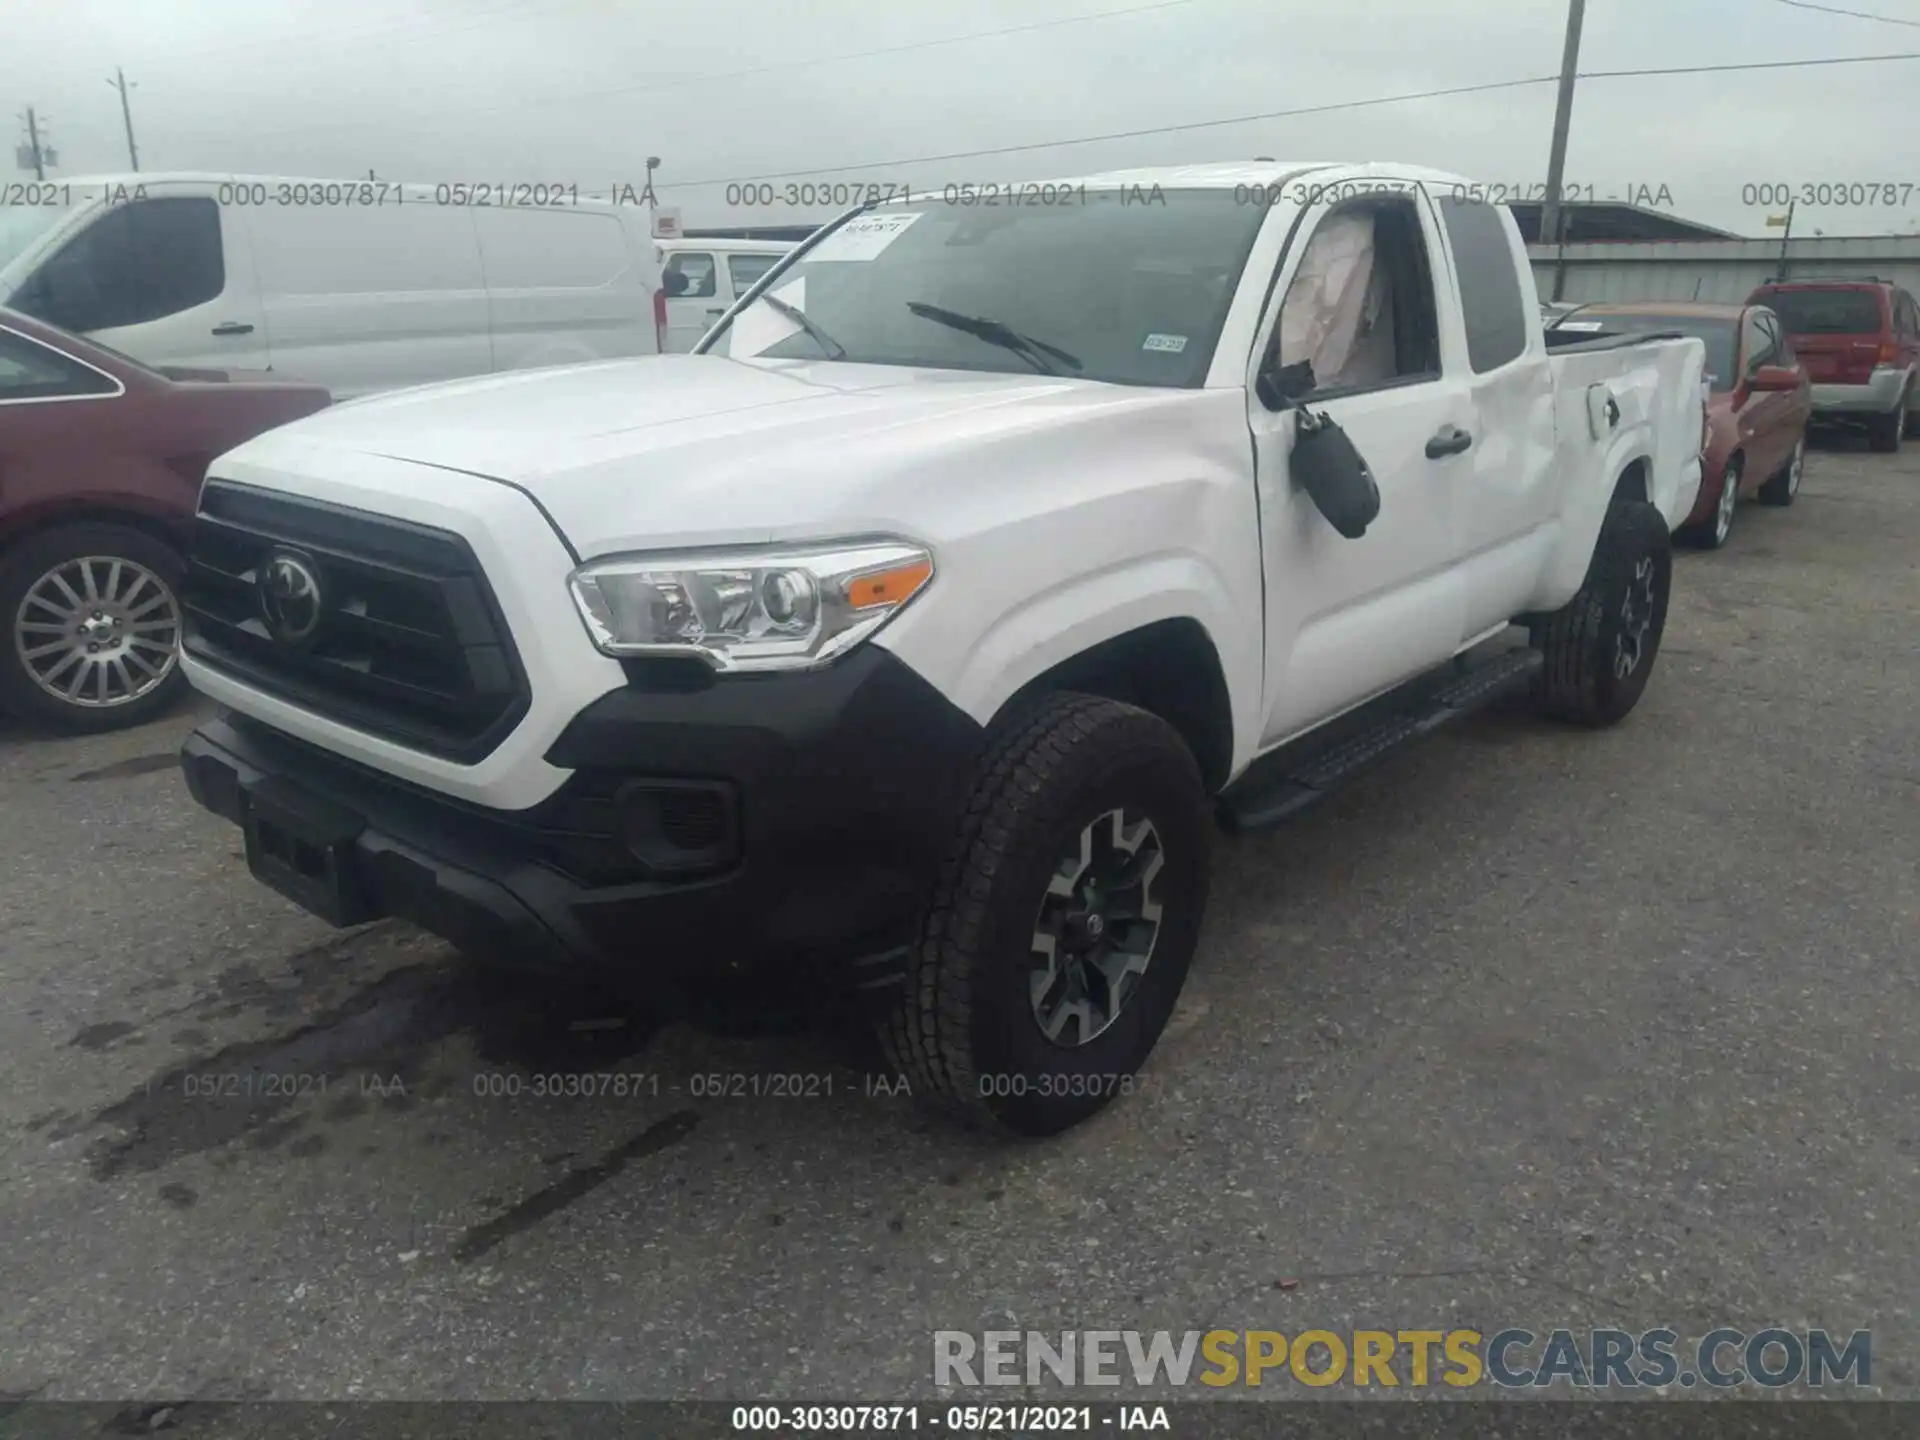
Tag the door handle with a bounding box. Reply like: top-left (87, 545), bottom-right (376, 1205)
top-left (210, 322), bottom-right (255, 336)
top-left (1425, 424), bottom-right (1472, 458)
top-left (705, 308), bottom-right (726, 317)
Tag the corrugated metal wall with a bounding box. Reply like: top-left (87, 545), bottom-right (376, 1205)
top-left (1527, 235), bottom-right (1920, 305)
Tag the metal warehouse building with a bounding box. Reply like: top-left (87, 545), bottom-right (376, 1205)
top-left (1516, 201), bottom-right (1920, 305)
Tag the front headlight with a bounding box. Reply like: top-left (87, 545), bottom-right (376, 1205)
top-left (568, 540), bottom-right (934, 671)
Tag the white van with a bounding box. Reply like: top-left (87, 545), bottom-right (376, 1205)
top-left (656, 238), bottom-right (795, 353)
top-left (0, 173), bottom-right (664, 398)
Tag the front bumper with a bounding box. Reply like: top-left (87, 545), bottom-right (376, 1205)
top-left (1810, 368), bottom-right (1909, 415)
top-left (180, 647), bottom-right (987, 1002)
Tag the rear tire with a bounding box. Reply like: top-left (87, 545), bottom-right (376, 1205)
top-left (1868, 392), bottom-right (1906, 453)
top-left (1758, 436), bottom-right (1804, 506)
top-left (1532, 499), bottom-right (1672, 728)
top-left (878, 693), bottom-right (1210, 1136)
top-left (0, 523), bottom-right (188, 734)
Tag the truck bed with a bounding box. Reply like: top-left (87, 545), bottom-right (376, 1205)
top-left (1535, 332), bottom-right (1707, 604)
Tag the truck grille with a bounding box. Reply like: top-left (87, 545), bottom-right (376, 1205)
top-left (182, 480), bottom-right (529, 763)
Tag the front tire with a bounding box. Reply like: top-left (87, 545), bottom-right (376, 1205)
top-left (0, 523), bottom-right (187, 734)
top-left (1868, 391), bottom-right (1906, 453)
top-left (1532, 498), bottom-right (1673, 728)
top-left (879, 694), bottom-right (1211, 1136)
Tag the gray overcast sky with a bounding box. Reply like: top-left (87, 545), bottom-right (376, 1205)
top-left (6, 0), bottom-right (1919, 237)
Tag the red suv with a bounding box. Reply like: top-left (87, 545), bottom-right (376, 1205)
top-left (1747, 279), bottom-right (1919, 453)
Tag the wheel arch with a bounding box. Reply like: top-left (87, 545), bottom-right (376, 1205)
top-left (989, 617), bottom-right (1236, 794)
top-left (1611, 456), bottom-right (1651, 506)
top-left (0, 499), bottom-right (190, 567)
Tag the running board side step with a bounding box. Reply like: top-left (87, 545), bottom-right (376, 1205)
top-left (1218, 647), bottom-right (1543, 833)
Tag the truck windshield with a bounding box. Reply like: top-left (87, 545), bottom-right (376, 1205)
top-left (705, 189), bottom-right (1267, 387)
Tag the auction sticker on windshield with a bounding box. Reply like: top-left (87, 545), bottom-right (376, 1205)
top-left (810, 212), bottom-right (922, 261)
top-left (1142, 333), bottom-right (1189, 353)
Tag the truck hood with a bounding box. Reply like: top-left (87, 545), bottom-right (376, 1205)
top-left (234, 354), bottom-right (1201, 555)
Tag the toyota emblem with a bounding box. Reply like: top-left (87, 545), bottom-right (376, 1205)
top-left (258, 549), bottom-right (325, 645)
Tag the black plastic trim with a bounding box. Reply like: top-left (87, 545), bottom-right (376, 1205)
top-left (180, 647), bottom-right (988, 995)
top-left (183, 480), bottom-right (531, 764)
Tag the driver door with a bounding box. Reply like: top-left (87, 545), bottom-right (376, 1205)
top-left (1248, 188), bottom-right (1473, 748)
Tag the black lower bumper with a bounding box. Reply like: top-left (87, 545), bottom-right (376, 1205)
top-left (180, 648), bottom-right (987, 1003)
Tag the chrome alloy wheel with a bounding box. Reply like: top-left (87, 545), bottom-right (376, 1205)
top-left (1712, 461), bottom-right (1739, 544)
top-left (1613, 555), bottom-right (1658, 681)
top-left (1028, 808), bottom-right (1165, 1047)
top-left (13, 555), bottom-right (181, 709)
top-left (1786, 438), bottom-right (1804, 498)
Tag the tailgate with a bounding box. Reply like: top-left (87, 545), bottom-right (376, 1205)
top-left (1791, 334), bottom-right (1882, 384)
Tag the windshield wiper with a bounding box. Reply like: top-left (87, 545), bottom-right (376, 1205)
top-left (759, 291), bottom-right (847, 360)
top-left (904, 301), bottom-right (1083, 375)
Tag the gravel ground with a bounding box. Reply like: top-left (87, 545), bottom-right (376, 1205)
top-left (0, 437), bottom-right (1914, 1409)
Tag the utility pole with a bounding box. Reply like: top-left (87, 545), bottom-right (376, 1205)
top-left (107, 68), bottom-right (140, 171)
top-left (1538, 0), bottom-right (1587, 250)
top-left (1771, 200), bottom-right (1796, 282)
top-left (18, 107), bottom-right (48, 180)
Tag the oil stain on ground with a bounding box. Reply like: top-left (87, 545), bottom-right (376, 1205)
top-left (81, 963), bottom-right (659, 1180)
top-left (67, 752), bottom-right (181, 783)
top-left (450, 1109), bottom-right (699, 1263)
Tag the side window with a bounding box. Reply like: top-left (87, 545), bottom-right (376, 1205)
top-left (1748, 313), bottom-right (1780, 371)
top-left (662, 252), bottom-right (717, 298)
top-left (1898, 293), bottom-right (1920, 339)
top-left (1267, 197), bottom-right (1441, 398)
top-left (19, 198), bottom-right (223, 333)
top-left (1434, 194), bottom-right (1530, 372)
top-left (0, 329), bottom-right (118, 400)
top-left (727, 253), bottom-right (780, 294)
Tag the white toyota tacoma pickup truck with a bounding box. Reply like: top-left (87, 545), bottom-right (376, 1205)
top-left (178, 162), bottom-right (1705, 1135)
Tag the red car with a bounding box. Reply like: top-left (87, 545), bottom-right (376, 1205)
top-left (1550, 301), bottom-right (1812, 550)
top-left (1748, 278), bottom-right (1920, 453)
top-left (0, 309), bottom-right (330, 732)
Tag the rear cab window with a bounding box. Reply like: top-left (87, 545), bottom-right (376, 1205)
top-left (1432, 195), bottom-right (1529, 371)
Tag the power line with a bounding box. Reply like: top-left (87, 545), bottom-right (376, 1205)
top-left (673, 76), bottom-right (1559, 187)
top-left (669, 49), bottom-right (1920, 190)
top-left (1761, 0), bottom-right (1920, 27)
top-left (1581, 49), bottom-right (1920, 75)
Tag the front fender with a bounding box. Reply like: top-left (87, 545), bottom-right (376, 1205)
top-left (876, 545), bottom-right (1264, 779)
